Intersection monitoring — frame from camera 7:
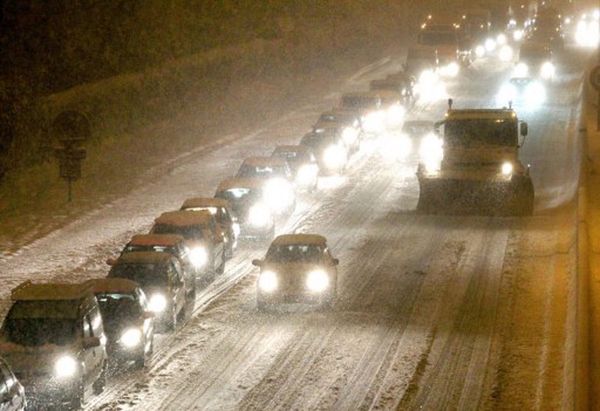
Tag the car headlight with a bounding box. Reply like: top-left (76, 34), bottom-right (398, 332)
top-left (306, 270), bottom-right (330, 293)
top-left (496, 83), bottom-right (518, 105)
top-left (248, 203), bottom-right (271, 227)
top-left (120, 328), bottom-right (142, 348)
top-left (296, 164), bottom-right (317, 186)
top-left (540, 61), bottom-right (555, 79)
top-left (485, 37), bottom-right (496, 52)
top-left (258, 270), bottom-right (278, 293)
top-left (189, 246), bottom-right (208, 268)
top-left (501, 162), bottom-right (513, 176)
top-left (419, 133), bottom-right (443, 162)
top-left (55, 355), bottom-right (78, 379)
top-left (264, 178), bottom-right (295, 212)
top-left (497, 33), bottom-right (507, 45)
top-left (379, 133), bottom-right (412, 161)
top-left (475, 45), bottom-right (485, 58)
top-left (148, 293), bottom-right (168, 313)
top-left (362, 111), bottom-right (385, 133)
top-left (323, 145), bottom-right (347, 170)
top-left (499, 45), bottom-right (513, 62)
top-left (513, 29), bottom-right (524, 41)
top-left (513, 62), bottom-right (528, 77)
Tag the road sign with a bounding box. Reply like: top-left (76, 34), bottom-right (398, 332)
top-left (51, 110), bottom-right (91, 143)
top-left (590, 65), bottom-right (600, 91)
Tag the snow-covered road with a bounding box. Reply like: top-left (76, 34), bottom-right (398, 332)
top-left (0, 45), bottom-right (586, 410)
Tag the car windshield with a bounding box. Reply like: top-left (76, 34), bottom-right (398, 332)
top-left (418, 31), bottom-right (457, 46)
top-left (266, 244), bottom-right (324, 263)
top-left (124, 244), bottom-right (175, 254)
top-left (3, 301), bottom-right (79, 346)
top-left (108, 263), bottom-right (168, 287)
top-left (319, 114), bottom-right (336, 122)
top-left (444, 119), bottom-right (518, 147)
top-left (182, 206), bottom-right (218, 215)
top-left (216, 188), bottom-right (260, 203)
top-left (237, 164), bottom-right (286, 178)
top-left (341, 96), bottom-right (379, 109)
top-left (152, 224), bottom-right (205, 240)
top-left (273, 150), bottom-right (298, 160)
top-left (96, 293), bottom-right (141, 322)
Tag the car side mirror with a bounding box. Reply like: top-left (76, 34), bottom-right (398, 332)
top-left (106, 257), bottom-right (117, 266)
top-left (332, 258), bottom-right (340, 266)
top-left (521, 121), bottom-right (528, 137)
top-left (252, 259), bottom-right (263, 267)
top-left (82, 336), bottom-right (101, 349)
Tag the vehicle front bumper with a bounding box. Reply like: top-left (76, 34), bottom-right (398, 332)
top-left (16, 374), bottom-right (80, 406)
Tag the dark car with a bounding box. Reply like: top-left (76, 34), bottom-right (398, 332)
top-left (151, 211), bottom-right (226, 276)
top-left (0, 281), bottom-right (108, 409)
top-left (312, 110), bottom-right (362, 153)
top-left (252, 234), bottom-right (339, 310)
top-left (0, 358), bottom-right (25, 411)
top-left (215, 178), bottom-right (275, 241)
top-left (86, 278), bottom-right (155, 369)
top-left (107, 252), bottom-right (190, 331)
top-left (271, 145), bottom-right (319, 191)
top-left (180, 198), bottom-right (239, 259)
top-left (370, 73), bottom-right (415, 106)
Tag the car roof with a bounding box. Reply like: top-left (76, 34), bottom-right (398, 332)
top-left (241, 156), bottom-right (287, 167)
top-left (85, 278), bottom-right (140, 294)
top-left (445, 108), bottom-right (517, 121)
top-left (128, 234), bottom-right (185, 247)
top-left (181, 197), bottom-right (229, 210)
top-left (271, 234), bottom-right (327, 246)
top-left (154, 210), bottom-right (213, 226)
top-left (114, 251), bottom-right (174, 265)
top-left (216, 177), bottom-right (265, 192)
top-left (273, 145), bottom-right (309, 154)
top-left (11, 281), bottom-right (95, 301)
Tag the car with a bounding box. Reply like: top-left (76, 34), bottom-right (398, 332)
top-left (107, 252), bottom-right (190, 331)
top-left (401, 120), bottom-right (439, 160)
top-left (416, 100), bottom-right (534, 215)
top-left (339, 91), bottom-right (385, 135)
top-left (215, 178), bottom-right (275, 241)
top-left (0, 281), bottom-right (108, 409)
top-left (271, 145), bottom-right (319, 191)
top-left (180, 198), bottom-right (239, 258)
top-left (235, 157), bottom-right (296, 216)
top-left (115, 233), bottom-right (198, 288)
top-left (370, 74), bottom-right (415, 106)
top-left (0, 358), bottom-right (26, 411)
top-left (151, 210), bottom-right (226, 275)
top-left (514, 41), bottom-right (555, 81)
top-left (300, 129), bottom-right (348, 175)
top-left (252, 234), bottom-right (339, 310)
top-left (404, 45), bottom-right (439, 78)
top-left (86, 278), bottom-right (155, 369)
top-left (312, 110), bottom-right (362, 153)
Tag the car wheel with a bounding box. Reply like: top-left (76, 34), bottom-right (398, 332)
top-left (217, 254), bottom-right (226, 274)
top-left (166, 307), bottom-right (177, 331)
top-left (68, 381), bottom-right (85, 410)
top-left (133, 346), bottom-right (146, 370)
top-left (92, 362), bottom-right (107, 395)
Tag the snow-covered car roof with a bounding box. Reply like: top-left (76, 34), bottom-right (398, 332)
top-left (154, 210), bottom-right (214, 227)
top-left (181, 197), bottom-right (230, 210)
top-left (86, 278), bottom-right (140, 294)
top-left (446, 108), bottom-right (517, 121)
top-left (11, 281), bottom-right (94, 301)
top-left (128, 234), bottom-right (185, 247)
top-left (241, 156), bottom-right (288, 168)
top-left (114, 251), bottom-right (175, 265)
top-left (216, 177), bottom-right (264, 192)
top-left (271, 234), bottom-right (327, 246)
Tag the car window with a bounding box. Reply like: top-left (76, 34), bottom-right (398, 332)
top-left (266, 244), bottom-right (324, 263)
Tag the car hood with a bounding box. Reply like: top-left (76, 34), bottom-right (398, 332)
top-left (0, 341), bottom-right (76, 374)
top-left (263, 262), bottom-right (325, 276)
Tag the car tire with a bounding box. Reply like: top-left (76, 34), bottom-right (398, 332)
top-left (166, 307), bottom-right (177, 331)
top-left (133, 348), bottom-right (146, 370)
top-left (92, 362), bottom-right (107, 395)
top-left (216, 254), bottom-right (226, 274)
top-left (68, 381), bottom-right (85, 410)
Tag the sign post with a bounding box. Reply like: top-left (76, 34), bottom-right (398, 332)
top-left (51, 111), bottom-right (90, 202)
top-left (589, 65), bottom-right (600, 131)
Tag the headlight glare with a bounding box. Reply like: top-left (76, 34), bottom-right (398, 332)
top-left (120, 328), bottom-right (142, 348)
top-left (323, 145), bottom-right (347, 170)
top-left (501, 162), bottom-right (513, 176)
top-left (264, 178), bottom-right (295, 212)
top-left (306, 270), bottom-right (330, 293)
top-left (258, 270), bottom-right (278, 293)
top-left (248, 203), bottom-right (271, 227)
top-left (514, 62), bottom-right (529, 77)
top-left (148, 293), bottom-right (168, 313)
top-left (55, 355), bottom-right (78, 379)
top-left (189, 246), bottom-right (208, 268)
top-left (540, 61), bottom-right (555, 79)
